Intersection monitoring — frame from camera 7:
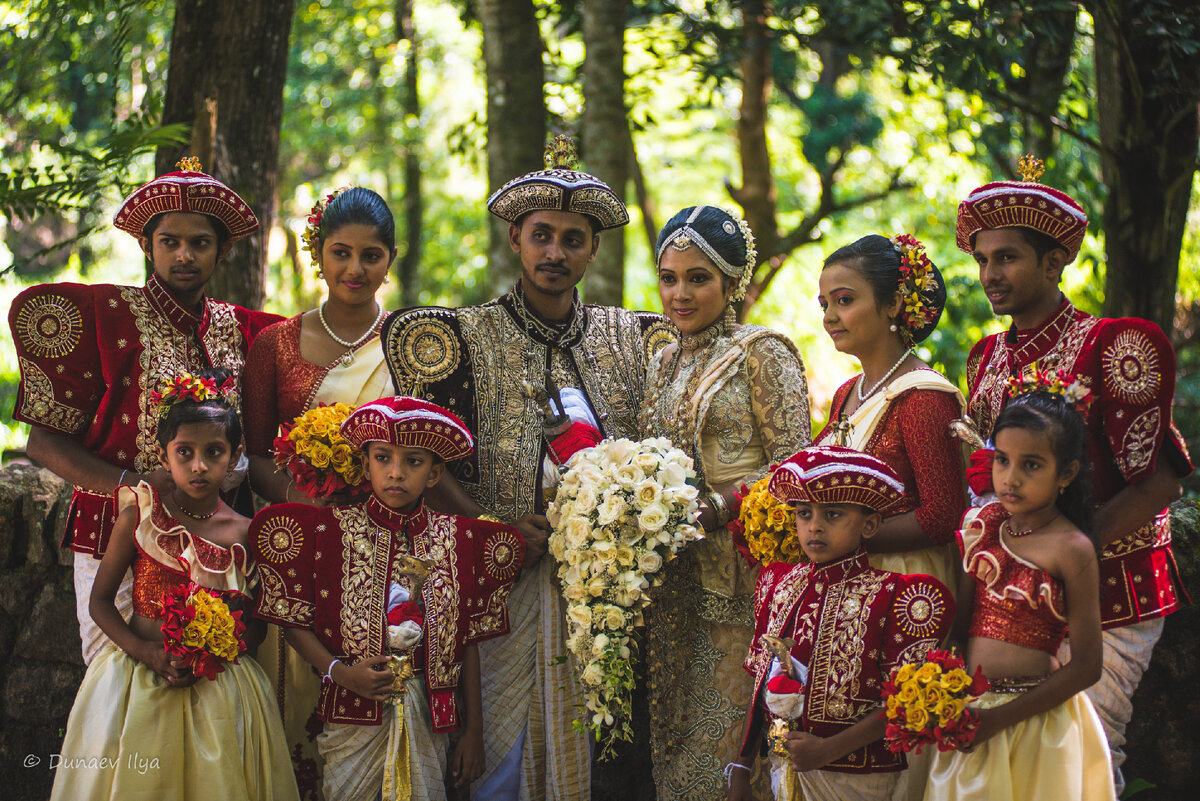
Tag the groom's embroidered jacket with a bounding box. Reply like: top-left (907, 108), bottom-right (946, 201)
top-left (381, 285), bottom-right (669, 519)
top-left (250, 495), bottom-right (524, 731)
top-left (742, 548), bottom-right (953, 773)
top-left (9, 275), bottom-right (280, 557)
top-left (966, 298), bottom-right (1192, 628)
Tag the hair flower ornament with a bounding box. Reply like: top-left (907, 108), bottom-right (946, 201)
top-left (891, 233), bottom-right (939, 339)
top-left (150, 372), bottom-right (238, 417)
top-left (302, 185), bottom-right (355, 267)
top-left (1006, 362), bottom-right (1094, 414)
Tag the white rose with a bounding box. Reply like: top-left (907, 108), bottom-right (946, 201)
top-left (563, 580), bottom-right (588, 602)
top-left (586, 575), bottom-right (610, 597)
top-left (603, 605), bottom-right (626, 630)
top-left (564, 516), bottom-right (592, 550)
top-left (615, 544), bottom-right (636, 567)
top-left (637, 549), bottom-right (663, 574)
top-left (638, 503), bottom-right (669, 533)
top-left (597, 494), bottom-right (625, 526)
top-left (548, 534), bottom-right (566, 561)
top-left (575, 485), bottom-right (599, 514)
top-left (580, 660), bottom-right (606, 686)
top-left (567, 603), bottom-right (593, 628)
top-left (593, 541), bottom-right (618, 564)
top-left (603, 439), bottom-right (638, 464)
top-left (614, 463), bottom-right (643, 488)
top-left (657, 461), bottom-right (685, 487)
top-left (633, 478), bottom-right (663, 508)
top-left (634, 452), bottom-right (662, 475)
top-left (592, 633), bottom-right (610, 656)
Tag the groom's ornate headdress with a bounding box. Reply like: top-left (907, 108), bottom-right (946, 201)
top-left (113, 157), bottom-right (259, 242)
top-left (487, 135), bottom-right (629, 231)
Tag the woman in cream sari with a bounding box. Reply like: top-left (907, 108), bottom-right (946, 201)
top-left (639, 206), bottom-right (812, 801)
top-left (813, 233), bottom-right (967, 801)
top-left (242, 186), bottom-right (397, 800)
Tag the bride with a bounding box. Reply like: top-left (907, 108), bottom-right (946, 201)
top-left (639, 205), bottom-right (811, 801)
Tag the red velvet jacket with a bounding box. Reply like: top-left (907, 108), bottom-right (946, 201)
top-left (9, 275), bottom-right (280, 556)
top-left (742, 548), bottom-right (953, 773)
top-left (966, 297), bottom-right (1192, 628)
top-left (249, 495), bottom-right (524, 731)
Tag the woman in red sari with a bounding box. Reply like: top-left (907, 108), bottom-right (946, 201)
top-left (241, 186), bottom-right (397, 799)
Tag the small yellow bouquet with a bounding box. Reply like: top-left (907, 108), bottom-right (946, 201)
top-left (730, 475), bottom-right (803, 566)
top-left (881, 649), bottom-right (990, 753)
top-left (273, 403), bottom-right (366, 499)
top-left (160, 582), bottom-right (247, 680)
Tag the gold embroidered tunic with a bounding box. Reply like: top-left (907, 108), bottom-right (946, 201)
top-left (640, 322), bottom-right (811, 801)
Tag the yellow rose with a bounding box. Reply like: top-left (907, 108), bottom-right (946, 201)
top-left (897, 681), bottom-right (920, 705)
top-left (767, 505), bottom-right (790, 530)
top-left (913, 663), bottom-right (940, 683)
top-left (924, 685), bottom-right (946, 710)
top-left (906, 705), bottom-right (929, 731)
top-left (308, 442), bottom-right (332, 468)
top-left (940, 668), bottom-right (970, 694)
top-left (181, 620), bottom-right (208, 648)
top-left (894, 664), bottom-right (917, 684)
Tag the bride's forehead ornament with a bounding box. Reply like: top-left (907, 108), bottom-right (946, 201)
top-left (656, 206), bottom-right (758, 303)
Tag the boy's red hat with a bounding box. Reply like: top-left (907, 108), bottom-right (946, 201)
top-left (768, 445), bottom-right (906, 516)
top-left (340, 396), bottom-right (474, 461)
top-left (113, 156), bottom-right (259, 243)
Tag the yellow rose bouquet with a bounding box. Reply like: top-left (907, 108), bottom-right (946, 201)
top-left (729, 475), bottom-right (804, 566)
top-left (546, 436), bottom-right (703, 758)
top-left (881, 649), bottom-right (990, 753)
top-left (273, 403), bottom-right (367, 499)
top-left (159, 582), bottom-right (247, 681)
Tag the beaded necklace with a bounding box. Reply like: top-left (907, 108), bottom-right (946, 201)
top-left (509, 283), bottom-right (586, 350)
top-left (640, 317), bottom-right (729, 464)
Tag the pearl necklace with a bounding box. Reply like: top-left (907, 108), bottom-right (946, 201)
top-left (319, 303), bottom-right (385, 366)
top-left (856, 348), bottom-right (912, 402)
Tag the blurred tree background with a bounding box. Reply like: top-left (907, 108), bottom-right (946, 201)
top-left (2, 0), bottom-right (1199, 488)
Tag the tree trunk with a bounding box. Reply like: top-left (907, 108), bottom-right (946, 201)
top-left (1012, 4), bottom-right (1077, 159)
top-left (155, 0), bottom-right (295, 311)
top-left (396, 0), bottom-right (421, 307)
top-left (727, 0), bottom-right (777, 316)
top-left (1093, 0), bottom-right (1198, 332)
top-left (581, 0), bottom-right (628, 307)
top-left (478, 0), bottom-right (546, 296)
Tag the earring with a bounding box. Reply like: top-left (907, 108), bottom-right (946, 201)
top-left (889, 323), bottom-right (898, 332)
top-left (1059, 485), bottom-right (1066, 495)
top-left (384, 273), bottom-right (391, 284)
top-left (315, 267), bottom-right (324, 279)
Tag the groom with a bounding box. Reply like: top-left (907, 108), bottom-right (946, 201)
top-left (382, 137), bottom-right (668, 800)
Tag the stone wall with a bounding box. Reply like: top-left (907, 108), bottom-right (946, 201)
top-left (0, 465), bottom-right (80, 801)
top-left (0, 464), bottom-right (1196, 799)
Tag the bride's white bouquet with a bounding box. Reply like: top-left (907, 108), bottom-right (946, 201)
top-left (546, 436), bottom-right (703, 757)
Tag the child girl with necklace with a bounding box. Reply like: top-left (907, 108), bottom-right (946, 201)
top-left (51, 369), bottom-right (298, 801)
top-left (925, 383), bottom-right (1115, 800)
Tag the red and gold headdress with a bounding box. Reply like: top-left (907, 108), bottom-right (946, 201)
top-left (955, 155), bottom-right (1088, 262)
top-left (151, 372), bottom-right (238, 418)
top-left (768, 445), bottom-right (906, 516)
top-left (1006, 362), bottom-right (1094, 414)
top-left (302, 185), bottom-right (355, 267)
top-left (113, 157), bottom-right (259, 243)
top-left (487, 135), bottom-right (629, 231)
top-left (891, 233), bottom-right (940, 340)
top-left (340, 396), bottom-right (474, 461)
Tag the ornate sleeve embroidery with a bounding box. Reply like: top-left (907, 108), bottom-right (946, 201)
top-left (882, 575), bottom-right (954, 670)
top-left (895, 389), bottom-right (968, 545)
top-left (9, 285), bottom-right (103, 434)
top-left (463, 519), bottom-right (526, 643)
top-left (744, 334), bottom-right (812, 486)
top-left (1099, 321), bottom-right (1176, 483)
top-left (249, 505), bottom-right (317, 627)
top-left (242, 324), bottom-right (282, 458)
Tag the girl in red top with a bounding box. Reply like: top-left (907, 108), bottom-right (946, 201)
top-left (927, 388), bottom-right (1114, 800)
top-left (51, 369), bottom-right (298, 801)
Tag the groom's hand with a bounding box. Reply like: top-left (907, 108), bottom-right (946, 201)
top-left (515, 514), bottom-right (550, 567)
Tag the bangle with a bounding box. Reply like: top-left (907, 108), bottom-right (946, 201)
top-left (707, 491), bottom-right (730, 527)
top-left (723, 762), bottom-right (750, 786)
top-left (323, 657), bottom-right (341, 685)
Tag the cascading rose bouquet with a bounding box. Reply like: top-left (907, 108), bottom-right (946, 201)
top-left (546, 437), bottom-right (703, 757)
top-left (273, 403), bottom-right (367, 499)
top-left (881, 648), bottom-right (990, 753)
top-left (728, 474), bottom-right (804, 566)
top-left (160, 581), bottom-right (247, 681)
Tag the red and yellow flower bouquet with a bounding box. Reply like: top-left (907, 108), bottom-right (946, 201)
top-left (881, 648), bottom-right (990, 753)
top-left (272, 402), bottom-right (367, 499)
top-left (160, 582), bottom-right (247, 681)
